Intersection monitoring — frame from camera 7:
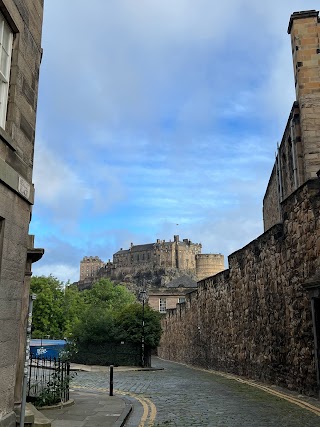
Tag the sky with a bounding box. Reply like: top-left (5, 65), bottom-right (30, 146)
top-left (29, 1), bottom-right (318, 283)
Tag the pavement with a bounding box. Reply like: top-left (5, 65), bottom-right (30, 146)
top-left (41, 389), bottom-right (132, 427)
top-left (38, 363), bottom-right (160, 427)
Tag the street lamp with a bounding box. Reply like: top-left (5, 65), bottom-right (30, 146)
top-left (139, 290), bottom-right (147, 368)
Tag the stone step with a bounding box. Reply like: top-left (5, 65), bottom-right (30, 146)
top-left (16, 403), bottom-right (51, 427)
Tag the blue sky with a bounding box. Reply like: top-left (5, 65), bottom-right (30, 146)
top-left (30, 1), bottom-right (317, 283)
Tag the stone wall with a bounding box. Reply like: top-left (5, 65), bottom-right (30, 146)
top-left (263, 10), bottom-right (320, 232)
top-left (263, 165), bottom-right (280, 231)
top-left (159, 179), bottom-right (320, 396)
top-left (0, 1), bottom-right (43, 426)
top-left (263, 103), bottom-right (303, 231)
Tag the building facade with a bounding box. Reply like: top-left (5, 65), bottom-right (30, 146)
top-left (159, 10), bottom-right (320, 397)
top-left (80, 256), bottom-right (104, 281)
top-left (113, 236), bottom-right (202, 273)
top-left (263, 10), bottom-right (320, 231)
top-left (0, 1), bottom-right (44, 426)
top-left (148, 275), bottom-right (197, 313)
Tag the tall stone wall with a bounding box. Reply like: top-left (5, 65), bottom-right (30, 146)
top-left (0, 1), bottom-right (43, 426)
top-left (159, 179), bottom-right (320, 396)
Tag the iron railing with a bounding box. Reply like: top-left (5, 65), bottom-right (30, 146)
top-left (27, 355), bottom-right (71, 405)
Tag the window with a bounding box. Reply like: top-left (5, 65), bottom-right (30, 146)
top-left (0, 13), bottom-right (12, 128)
top-left (178, 297), bottom-right (186, 304)
top-left (159, 298), bottom-right (166, 313)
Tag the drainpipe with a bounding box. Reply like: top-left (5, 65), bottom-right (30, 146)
top-left (20, 294), bottom-right (36, 427)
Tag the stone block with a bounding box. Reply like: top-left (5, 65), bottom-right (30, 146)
top-left (0, 412), bottom-right (16, 427)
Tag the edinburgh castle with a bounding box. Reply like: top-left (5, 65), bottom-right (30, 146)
top-left (78, 235), bottom-right (224, 291)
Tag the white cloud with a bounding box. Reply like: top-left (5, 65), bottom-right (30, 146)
top-left (32, 263), bottom-right (79, 284)
top-left (33, 140), bottom-right (88, 205)
top-left (31, 1), bottom-right (319, 282)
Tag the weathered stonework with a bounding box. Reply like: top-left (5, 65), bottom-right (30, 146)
top-left (0, 1), bottom-right (44, 425)
top-left (159, 180), bottom-right (320, 395)
top-left (159, 10), bottom-right (320, 397)
top-left (264, 10), bottom-right (320, 231)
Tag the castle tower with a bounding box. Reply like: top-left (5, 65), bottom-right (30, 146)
top-left (288, 10), bottom-right (320, 180)
top-left (80, 256), bottom-right (104, 280)
top-left (196, 254), bottom-right (224, 281)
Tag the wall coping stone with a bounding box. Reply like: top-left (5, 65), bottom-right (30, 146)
top-left (288, 10), bottom-right (319, 34)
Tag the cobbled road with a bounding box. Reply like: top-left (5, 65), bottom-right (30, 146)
top-left (72, 358), bottom-right (320, 426)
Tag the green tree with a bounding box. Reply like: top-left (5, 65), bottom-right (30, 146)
top-left (31, 275), bottom-right (65, 339)
top-left (31, 276), bottom-right (85, 339)
top-left (62, 284), bottom-right (86, 338)
top-left (71, 279), bottom-right (136, 345)
top-left (115, 303), bottom-right (162, 349)
top-left (72, 307), bottom-right (116, 344)
top-left (82, 278), bottom-right (136, 309)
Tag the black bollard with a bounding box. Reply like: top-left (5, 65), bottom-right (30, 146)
top-left (109, 365), bottom-right (114, 396)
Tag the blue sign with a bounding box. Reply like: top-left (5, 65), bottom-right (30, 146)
top-left (30, 339), bottom-right (67, 359)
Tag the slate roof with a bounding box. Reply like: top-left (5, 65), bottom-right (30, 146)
top-left (114, 249), bottom-right (130, 255)
top-left (166, 275), bottom-right (197, 288)
top-left (131, 244), bottom-right (155, 251)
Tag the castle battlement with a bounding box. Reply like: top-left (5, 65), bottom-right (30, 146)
top-left (80, 235), bottom-right (224, 283)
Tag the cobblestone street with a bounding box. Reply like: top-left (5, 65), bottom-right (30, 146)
top-left (72, 358), bottom-right (320, 426)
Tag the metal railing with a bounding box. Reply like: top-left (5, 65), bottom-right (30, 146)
top-left (27, 355), bottom-right (71, 406)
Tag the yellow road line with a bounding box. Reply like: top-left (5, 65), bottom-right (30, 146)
top-left (158, 359), bottom-right (320, 417)
top-left (143, 396), bottom-right (157, 426)
top-left (73, 385), bottom-right (157, 426)
top-left (116, 389), bottom-right (157, 426)
top-left (116, 390), bottom-right (149, 427)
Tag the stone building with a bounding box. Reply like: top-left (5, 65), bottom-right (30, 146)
top-left (159, 10), bottom-right (320, 397)
top-left (79, 235), bottom-right (224, 286)
top-left (80, 256), bottom-right (104, 281)
top-left (148, 275), bottom-right (197, 313)
top-left (263, 10), bottom-right (320, 231)
top-left (0, 1), bottom-right (44, 426)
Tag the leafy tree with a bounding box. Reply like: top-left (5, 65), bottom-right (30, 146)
top-left (72, 307), bottom-right (116, 345)
top-left (115, 303), bottom-right (162, 349)
top-left (71, 279), bottom-right (136, 345)
top-left (31, 275), bottom-right (65, 339)
top-left (62, 285), bottom-right (86, 338)
top-left (31, 276), bottom-right (85, 339)
top-left (82, 279), bottom-right (136, 309)
top-left (30, 275), bottom-right (162, 353)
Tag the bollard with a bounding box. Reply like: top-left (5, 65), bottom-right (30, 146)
top-left (109, 365), bottom-right (114, 396)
